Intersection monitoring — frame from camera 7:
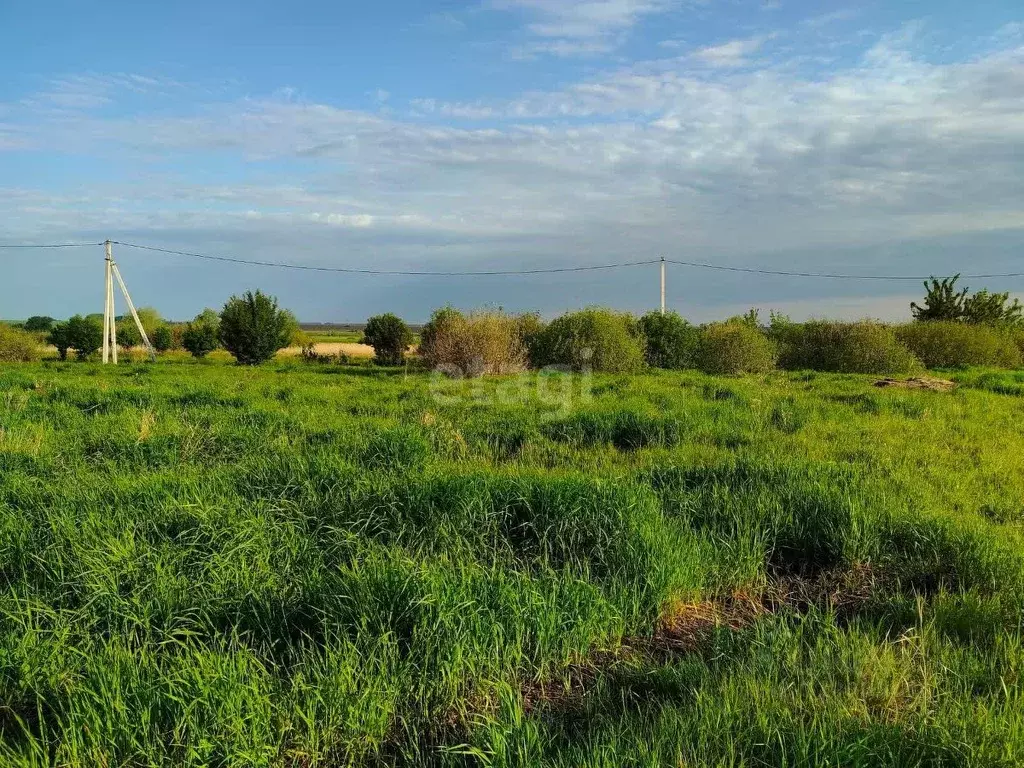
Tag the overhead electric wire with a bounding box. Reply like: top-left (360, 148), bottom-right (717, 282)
top-left (110, 241), bottom-right (662, 275)
top-left (0, 242), bottom-right (104, 248)
top-left (666, 259), bottom-right (1024, 281)
top-left (2, 239), bottom-right (1022, 281)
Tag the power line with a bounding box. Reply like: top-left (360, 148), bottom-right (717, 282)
top-left (0, 242), bottom-right (104, 248)
top-left (111, 241), bottom-right (662, 275)
top-left (666, 259), bottom-right (1024, 281)
top-left (2, 238), bottom-right (1021, 281)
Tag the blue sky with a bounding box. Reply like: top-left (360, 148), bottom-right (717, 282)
top-left (1, 1), bottom-right (1022, 322)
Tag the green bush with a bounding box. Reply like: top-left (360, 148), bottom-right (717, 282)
top-left (419, 307), bottom-right (527, 376)
top-left (516, 312), bottom-right (546, 368)
top-left (219, 291), bottom-right (293, 365)
top-left (533, 308), bottom-right (644, 373)
top-left (151, 325), bottom-right (174, 352)
top-left (362, 313), bottom-right (412, 365)
top-left (896, 322), bottom-right (1022, 369)
top-left (637, 311), bottom-right (700, 369)
top-left (50, 315), bottom-right (103, 360)
top-left (0, 323), bottom-right (41, 362)
top-left (182, 310), bottom-right (220, 359)
top-left (23, 315), bottom-right (55, 332)
top-left (696, 322), bottom-right (777, 375)
top-left (115, 317), bottom-right (142, 352)
top-left (776, 320), bottom-right (921, 374)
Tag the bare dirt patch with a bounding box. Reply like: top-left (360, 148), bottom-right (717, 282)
top-left (873, 376), bottom-right (955, 392)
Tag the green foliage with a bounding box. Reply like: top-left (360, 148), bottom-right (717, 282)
top-left (0, 323), bottom-right (41, 362)
top-left (912, 274), bottom-right (1023, 327)
top-left (218, 291), bottom-right (293, 365)
top-left (533, 307), bottom-right (645, 373)
top-left (637, 311), bottom-right (700, 369)
top-left (115, 317), bottom-right (142, 351)
top-left (696, 321), bottom-right (777, 374)
top-left (182, 309), bottom-right (221, 359)
top-left (911, 275), bottom-right (968, 321)
top-left (151, 324), bottom-right (174, 352)
top-left (419, 307), bottom-right (527, 376)
top-left (134, 306), bottom-right (162, 339)
top-left (776, 320), bottom-right (921, 374)
top-left (362, 313), bottom-right (412, 366)
top-left (963, 289), bottom-right (1024, 327)
top-left (23, 315), bottom-right (55, 332)
top-left (515, 312), bottom-right (546, 368)
top-left (51, 314), bottom-right (103, 360)
top-left (896, 321), bottom-right (1023, 369)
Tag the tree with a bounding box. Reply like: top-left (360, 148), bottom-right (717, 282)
top-left (23, 316), bottom-right (55, 332)
top-left (65, 315), bottom-right (103, 360)
top-left (637, 311), bottom-right (700, 369)
top-left (219, 291), bottom-right (293, 365)
top-left (48, 322), bottom-right (72, 360)
top-left (911, 275), bottom-right (968, 322)
top-left (135, 307), bottom-right (162, 339)
top-left (182, 309), bottom-right (221, 358)
top-left (152, 325), bottom-right (174, 352)
top-left (115, 317), bottom-right (142, 352)
top-left (962, 289), bottom-right (1023, 327)
top-left (362, 313), bottom-right (412, 365)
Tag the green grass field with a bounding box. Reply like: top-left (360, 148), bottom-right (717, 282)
top-left (1, 360), bottom-right (1024, 766)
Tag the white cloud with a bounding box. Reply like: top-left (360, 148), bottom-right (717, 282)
top-left (489, 0), bottom-right (678, 56)
top-left (690, 35), bottom-right (771, 67)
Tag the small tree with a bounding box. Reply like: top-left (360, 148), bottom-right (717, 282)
top-left (152, 325), bottom-right (174, 352)
top-left (637, 311), bottom-right (700, 369)
top-left (182, 309), bottom-right (221, 358)
top-left (48, 322), bottom-right (72, 360)
top-left (962, 289), bottom-right (1023, 327)
top-left (219, 291), bottom-right (293, 365)
top-left (65, 315), bottom-right (103, 360)
top-left (116, 317), bottom-right (142, 352)
top-left (24, 316), bottom-right (55, 332)
top-left (362, 313), bottom-right (412, 365)
top-left (911, 276), bottom-right (967, 322)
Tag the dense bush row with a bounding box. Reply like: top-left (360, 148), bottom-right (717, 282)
top-left (5, 293), bottom-right (1023, 375)
top-left (411, 307), bottom-right (1024, 376)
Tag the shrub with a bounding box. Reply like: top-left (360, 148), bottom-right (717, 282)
top-left (182, 309), bottom-right (221, 359)
top-left (638, 311), bottom-right (700, 369)
top-left (419, 307), bottom-right (526, 376)
top-left (0, 323), bottom-right (41, 362)
top-left (115, 317), bottom-right (142, 352)
top-left (219, 291), bottom-right (293, 365)
top-left (516, 312), bottom-right (546, 368)
top-left (896, 321), bottom-right (1022, 369)
top-left (362, 313), bottom-right (412, 365)
top-left (696, 321), bottom-right (777, 375)
top-left (776, 320), bottom-right (921, 374)
top-left (152, 325), bottom-right (174, 352)
top-left (48, 315), bottom-right (103, 361)
top-left (533, 308), bottom-right (644, 373)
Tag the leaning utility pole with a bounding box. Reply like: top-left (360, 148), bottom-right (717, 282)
top-left (660, 256), bottom-right (666, 315)
top-left (102, 240), bottom-right (156, 363)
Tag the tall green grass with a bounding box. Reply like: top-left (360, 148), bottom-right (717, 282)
top-left (1, 361), bottom-right (1023, 765)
